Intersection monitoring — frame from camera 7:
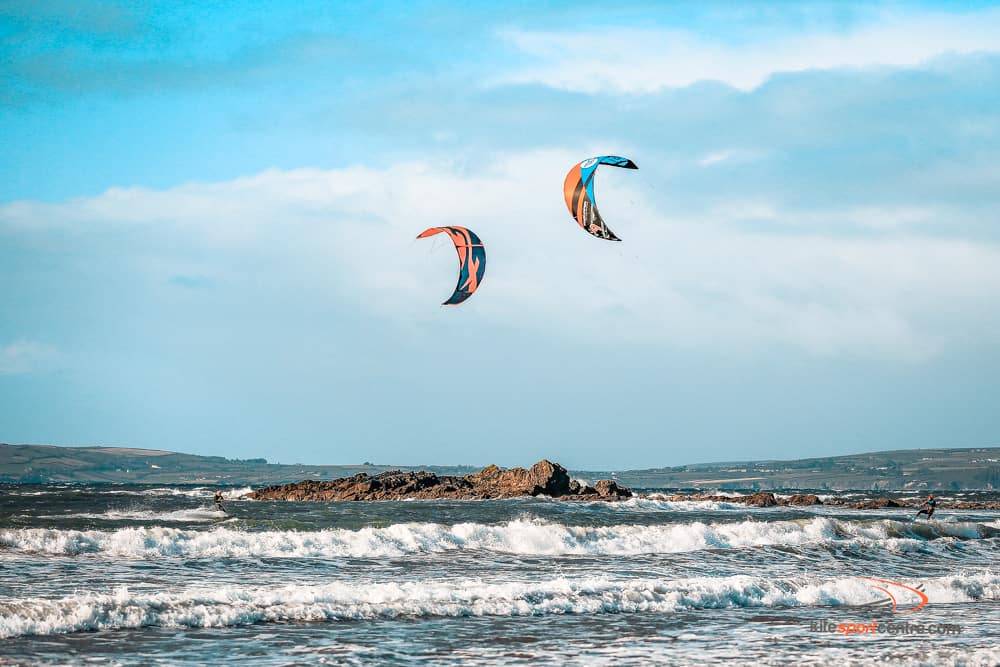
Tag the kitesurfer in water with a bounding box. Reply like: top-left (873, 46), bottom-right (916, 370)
top-left (214, 490), bottom-right (226, 513)
top-left (914, 493), bottom-right (936, 519)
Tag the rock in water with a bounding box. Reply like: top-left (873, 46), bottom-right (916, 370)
top-left (247, 460), bottom-right (630, 502)
top-left (741, 492), bottom-right (778, 507)
top-left (466, 460), bottom-right (573, 498)
top-left (853, 497), bottom-right (910, 509)
top-left (594, 479), bottom-right (630, 499)
top-left (785, 494), bottom-right (823, 506)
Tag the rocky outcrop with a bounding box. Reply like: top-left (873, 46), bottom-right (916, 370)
top-left (594, 479), bottom-right (631, 498)
top-left (850, 497), bottom-right (911, 509)
top-left (465, 460), bottom-right (574, 498)
top-left (655, 493), bottom-right (1000, 510)
top-left (656, 491), bottom-right (781, 507)
top-left (932, 500), bottom-right (1000, 510)
top-left (785, 494), bottom-right (823, 506)
top-left (818, 496), bottom-right (999, 510)
top-left (247, 460), bottom-right (632, 502)
top-left (742, 492), bottom-right (779, 507)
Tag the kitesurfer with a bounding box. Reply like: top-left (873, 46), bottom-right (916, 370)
top-left (214, 490), bottom-right (227, 513)
top-left (914, 493), bottom-right (936, 519)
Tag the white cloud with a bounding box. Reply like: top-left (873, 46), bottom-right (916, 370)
top-left (2, 155), bottom-right (999, 363)
top-left (708, 201), bottom-right (943, 231)
top-left (697, 149), bottom-right (768, 167)
top-left (0, 341), bottom-right (58, 375)
top-left (698, 151), bottom-right (733, 166)
top-left (496, 8), bottom-right (1000, 93)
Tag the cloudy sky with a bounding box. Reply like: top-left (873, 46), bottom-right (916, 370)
top-left (1, 1), bottom-right (998, 469)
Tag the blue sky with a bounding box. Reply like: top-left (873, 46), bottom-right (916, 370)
top-left (1, 1), bottom-right (999, 469)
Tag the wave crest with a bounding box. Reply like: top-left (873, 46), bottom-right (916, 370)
top-left (2, 572), bottom-right (997, 638)
top-left (2, 517), bottom-right (995, 560)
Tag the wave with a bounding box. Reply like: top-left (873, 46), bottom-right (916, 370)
top-left (131, 487), bottom-right (253, 499)
top-left (614, 496), bottom-right (743, 511)
top-left (33, 507), bottom-right (232, 523)
top-left (2, 517), bottom-right (996, 560)
top-left (4, 487), bottom-right (253, 499)
top-left (2, 571), bottom-right (997, 638)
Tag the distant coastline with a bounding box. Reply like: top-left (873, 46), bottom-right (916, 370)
top-left (2, 443), bottom-right (998, 490)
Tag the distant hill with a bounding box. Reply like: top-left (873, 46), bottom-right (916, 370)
top-left (0, 444), bottom-right (478, 485)
top-left (586, 447), bottom-right (1000, 491)
top-left (1, 443), bottom-right (998, 490)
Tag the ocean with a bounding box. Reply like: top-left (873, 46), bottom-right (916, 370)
top-left (1, 484), bottom-right (998, 666)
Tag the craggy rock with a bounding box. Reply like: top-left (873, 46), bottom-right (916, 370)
top-left (656, 493), bottom-right (762, 505)
top-left (852, 497), bottom-right (911, 509)
top-left (741, 492), bottom-right (779, 507)
top-left (465, 460), bottom-right (573, 498)
top-left (248, 471), bottom-right (474, 502)
top-left (938, 501), bottom-right (1000, 510)
top-left (785, 494), bottom-right (823, 506)
top-left (816, 497), bottom-right (1000, 510)
top-left (658, 492), bottom-right (780, 507)
top-left (248, 460), bottom-right (631, 502)
top-left (651, 492), bottom-right (999, 510)
top-left (594, 479), bottom-right (631, 499)
top-left (656, 492), bottom-right (800, 507)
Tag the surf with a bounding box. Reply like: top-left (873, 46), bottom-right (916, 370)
top-left (2, 571), bottom-right (997, 639)
top-left (2, 516), bottom-right (996, 559)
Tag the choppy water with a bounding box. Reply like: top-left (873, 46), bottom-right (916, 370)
top-left (1, 484), bottom-right (998, 666)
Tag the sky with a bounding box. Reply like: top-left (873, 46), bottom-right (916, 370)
top-left (1, 1), bottom-right (999, 469)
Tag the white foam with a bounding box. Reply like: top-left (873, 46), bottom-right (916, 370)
top-left (1, 571), bottom-right (996, 638)
top-left (34, 507), bottom-right (230, 522)
top-left (625, 496), bottom-right (743, 511)
top-left (3, 515), bottom-right (993, 560)
top-left (138, 487), bottom-right (251, 499)
top-left (0, 517), bottom-right (827, 558)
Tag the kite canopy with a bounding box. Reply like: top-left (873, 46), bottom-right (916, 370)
top-left (416, 226), bottom-right (486, 305)
top-left (563, 155), bottom-right (638, 241)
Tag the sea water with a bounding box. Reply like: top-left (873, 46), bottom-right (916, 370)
top-left (1, 484), bottom-right (998, 665)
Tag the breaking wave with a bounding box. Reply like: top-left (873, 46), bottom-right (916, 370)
top-left (33, 507), bottom-right (232, 523)
top-left (611, 496), bottom-right (743, 511)
top-left (2, 517), bottom-right (996, 559)
top-left (2, 572), bottom-right (997, 638)
top-left (112, 487), bottom-right (253, 499)
top-left (6, 486), bottom-right (254, 499)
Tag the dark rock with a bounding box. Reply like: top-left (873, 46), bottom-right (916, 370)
top-left (853, 497), bottom-right (910, 509)
top-left (247, 460), bottom-right (630, 502)
top-left (647, 493), bottom-right (999, 510)
top-left (594, 479), bottom-right (630, 498)
top-left (466, 460), bottom-right (572, 498)
top-left (785, 494), bottom-right (823, 506)
top-left (740, 492), bottom-right (778, 507)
